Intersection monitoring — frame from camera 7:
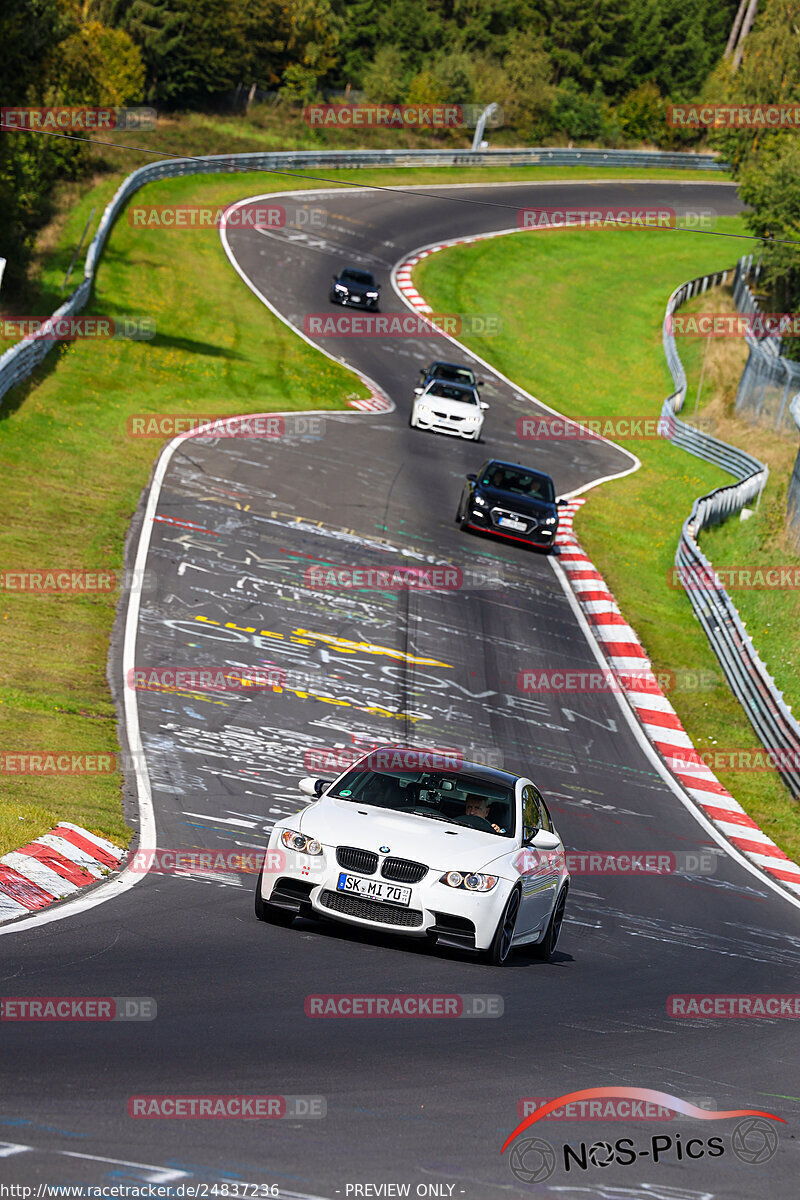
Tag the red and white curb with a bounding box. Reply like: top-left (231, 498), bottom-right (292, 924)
top-left (0, 823), bottom-right (126, 923)
top-left (395, 257), bottom-right (433, 313)
top-left (348, 391), bottom-right (393, 413)
top-left (555, 501), bottom-right (800, 897)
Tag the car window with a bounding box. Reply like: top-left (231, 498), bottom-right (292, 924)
top-left (342, 270), bottom-right (374, 285)
top-left (480, 467), bottom-right (555, 501)
top-left (428, 382), bottom-right (478, 404)
top-left (522, 784), bottom-right (544, 838)
top-left (531, 785), bottom-right (552, 831)
top-left (328, 767), bottom-right (516, 837)
top-left (432, 365), bottom-right (476, 385)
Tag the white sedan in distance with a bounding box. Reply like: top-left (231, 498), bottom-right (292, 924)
top-left (254, 751), bottom-right (569, 965)
top-left (409, 379), bottom-right (489, 441)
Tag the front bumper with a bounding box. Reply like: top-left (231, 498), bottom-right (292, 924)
top-left (259, 845), bottom-right (511, 951)
top-left (330, 292), bottom-right (379, 309)
top-left (412, 410), bottom-right (482, 440)
top-left (466, 507), bottom-right (557, 547)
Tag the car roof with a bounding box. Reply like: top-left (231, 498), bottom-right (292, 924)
top-left (367, 750), bottom-right (521, 788)
top-left (485, 459), bottom-right (554, 479)
top-left (429, 360), bottom-right (473, 372)
top-left (427, 379), bottom-right (475, 392)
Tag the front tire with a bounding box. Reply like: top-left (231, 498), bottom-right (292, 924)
top-left (532, 886), bottom-right (567, 960)
top-left (254, 869), bottom-right (295, 926)
top-left (485, 887), bottom-right (520, 966)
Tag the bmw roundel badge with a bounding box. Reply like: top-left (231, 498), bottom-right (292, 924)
top-left (379, 846), bottom-right (390, 854)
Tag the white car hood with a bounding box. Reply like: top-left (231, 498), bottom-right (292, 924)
top-left (421, 396), bottom-right (480, 418)
top-left (297, 796), bottom-right (511, 872)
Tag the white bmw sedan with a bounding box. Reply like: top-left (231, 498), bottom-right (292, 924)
top-left (254, 753), bottom-right (569, 965)
top-left (409, 379), bottom-right (489, 441)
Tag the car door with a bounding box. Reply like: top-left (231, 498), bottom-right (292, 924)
top-left (515, 783), bottom-right (560, 935)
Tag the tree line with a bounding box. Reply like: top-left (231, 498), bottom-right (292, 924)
top-left (1, 0), bottom-right (797, 315)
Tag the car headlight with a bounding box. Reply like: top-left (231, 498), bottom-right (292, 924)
top-left (366, 291), bottom-right (379, 298)
top-left (473, 495), bottom-right (487, 507)
top-left (440, 870), bottom-right (498, 892)
top-left (280, 829), bottom-right (322, 855)
top-left (334, 284), bottom-right (347, 293)
top-left (543, 515), bottom-right (557, 525)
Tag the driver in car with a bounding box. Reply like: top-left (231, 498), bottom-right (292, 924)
top-left (464, 793), bottom-right (505, 833)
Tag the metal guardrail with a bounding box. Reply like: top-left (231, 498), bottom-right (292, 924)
top-left (0, 146), bottom-right (725, 408)
top-left (661, 261), bottom-right (800, 797)
top-left (790, 395), bottom-right (800, 549)
top-left (729, 255), bottom-right (800, 548)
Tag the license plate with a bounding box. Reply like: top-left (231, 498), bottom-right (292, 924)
top-left (337, 873), bottom-right (411, 906)
top-left (499, 516), bottom-right (526, 531)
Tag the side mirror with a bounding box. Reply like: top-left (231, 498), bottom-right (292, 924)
top-left (414, 387), bottom-right (423, 396)
top-left (331, 274), bottom-right (338, 282)
top-left (479, 402), bottom-right (489, 411)
top-left (466, 472), bottom-right (477, 482)
top-left (523, 829), bottom-right (560, 850)
top-left (299, 777), bottom-right (332, 797)
top-left (557, 498), bottom-right (568, 507)
top-left (477, 380), bottom-right (486, 387)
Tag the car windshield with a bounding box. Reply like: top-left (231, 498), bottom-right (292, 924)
top-left (327, 767), bottom-right (515, 837)
top-left (481, 465), bottom-right (555, 502)
top-left (427, 382), bottom-right (478, 405)
top-left (341, 270), bottom-right (374, 286)
top-left (431, 364), bottom-right (476, 385)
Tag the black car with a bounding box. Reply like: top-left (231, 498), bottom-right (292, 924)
top-left (419, 360), bottom-right (484, 389)
top-left (455, 459), bottom-right (567, 550)
top-left (329, 267), bottom-right (380, 309)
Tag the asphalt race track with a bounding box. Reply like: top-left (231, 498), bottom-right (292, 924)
top-left (3, 180), bottom-right (800, 1200)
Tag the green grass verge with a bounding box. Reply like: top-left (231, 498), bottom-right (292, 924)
top-left (415, 222), bottom-right (800, 863)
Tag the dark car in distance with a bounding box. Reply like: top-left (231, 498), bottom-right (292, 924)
top-left (456, 459), bottom-right (567, 550)
top-left (418, 360), bottom-right (484, 389)
top-left (329, 267), bottom-right (380, 309)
